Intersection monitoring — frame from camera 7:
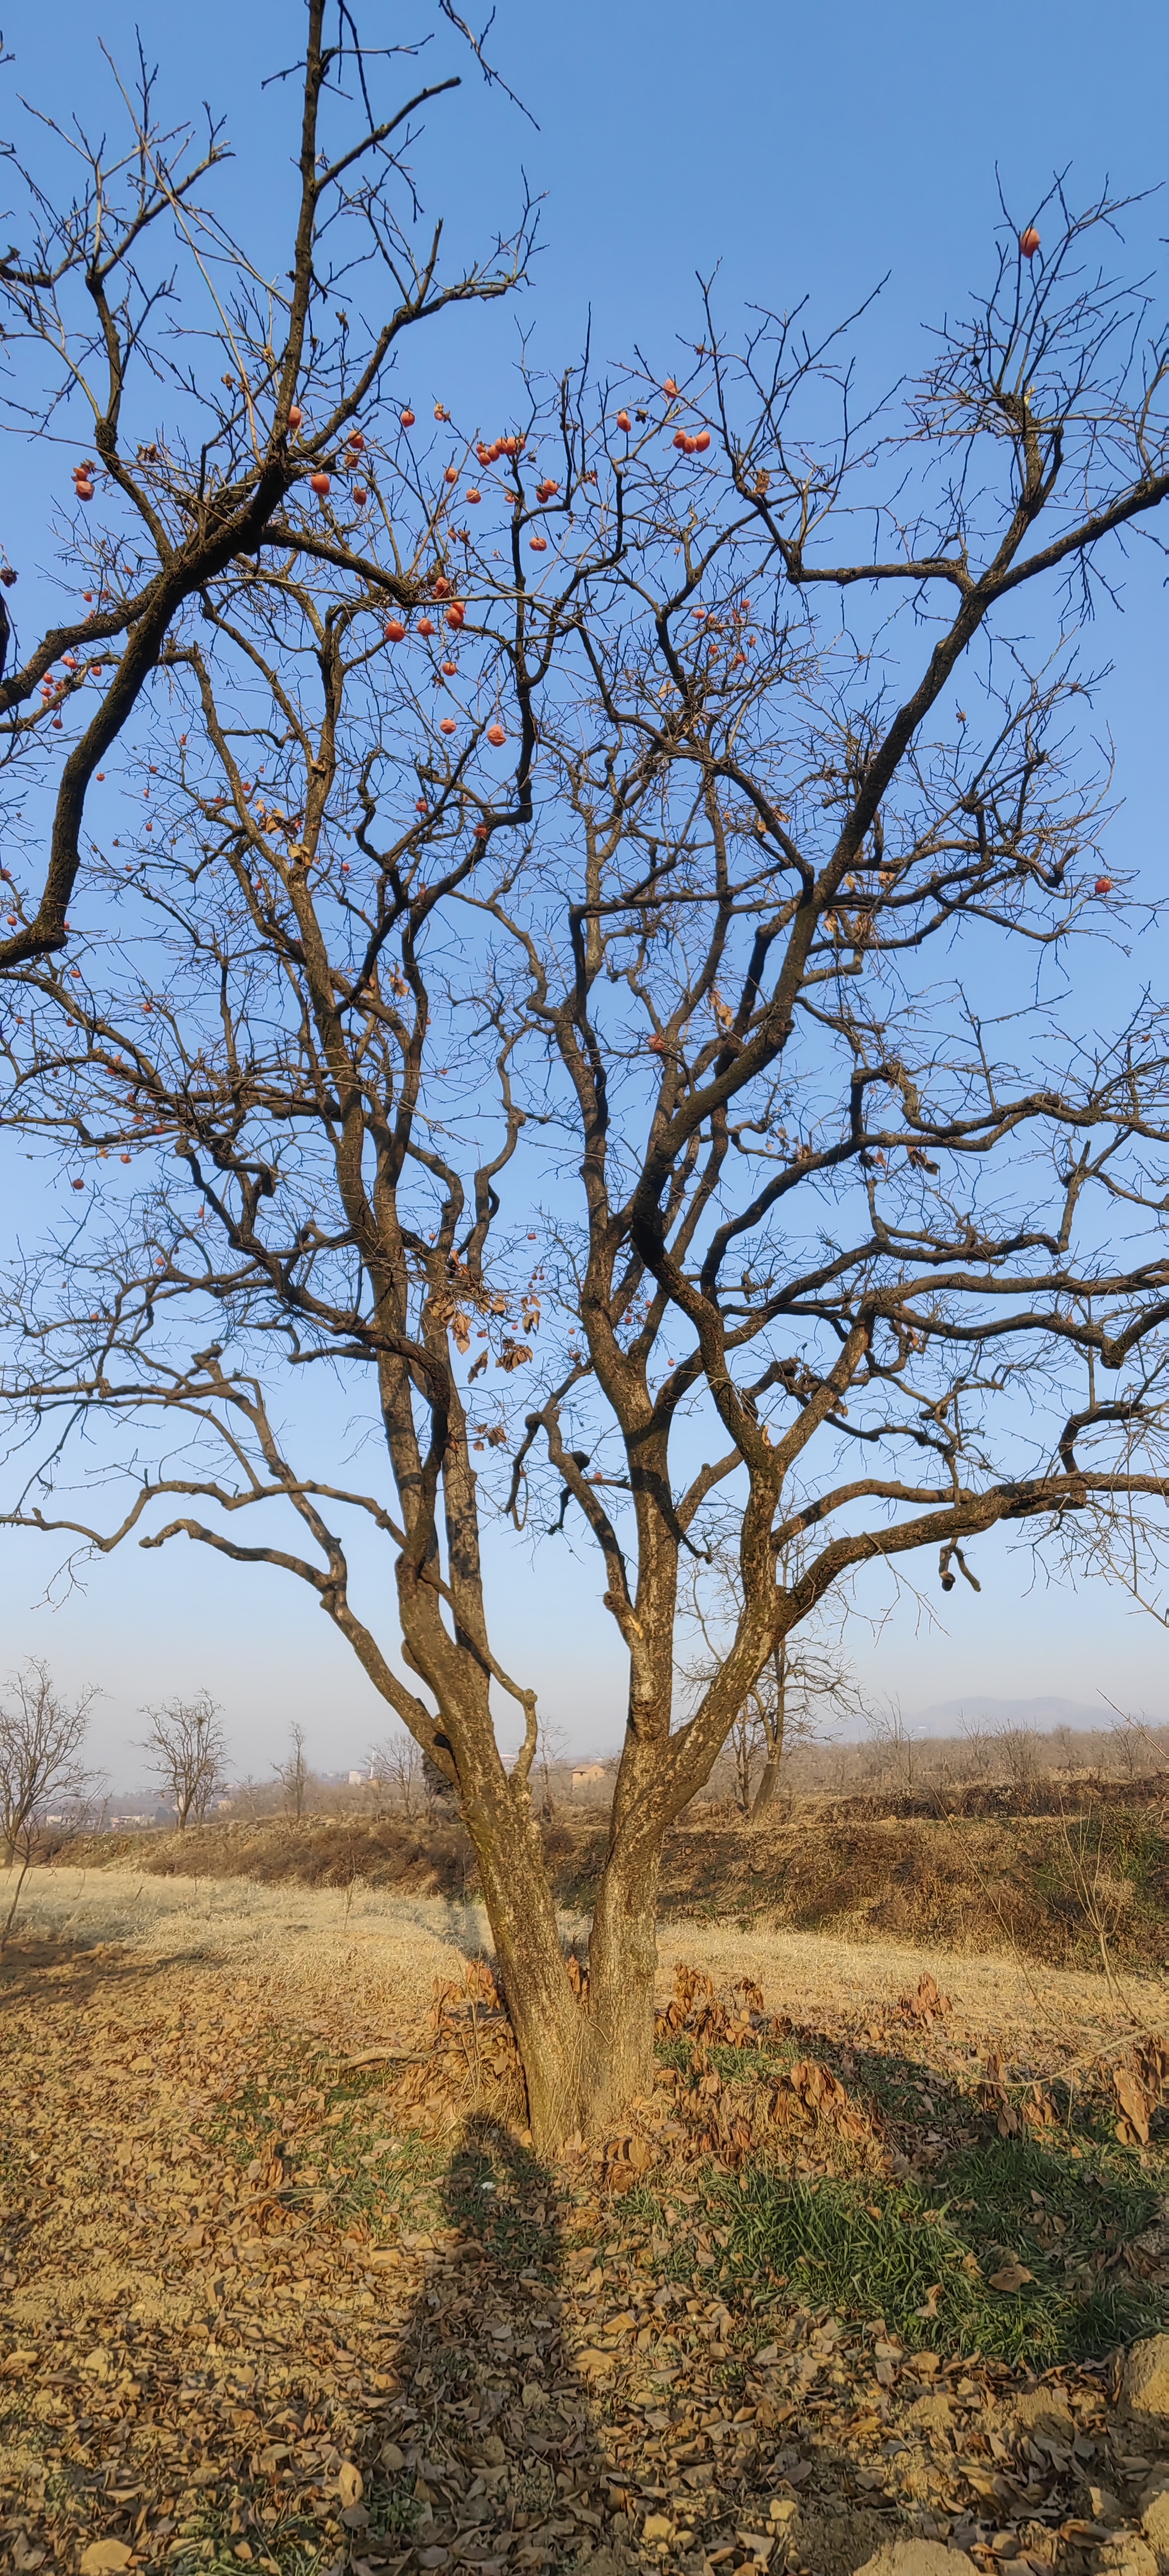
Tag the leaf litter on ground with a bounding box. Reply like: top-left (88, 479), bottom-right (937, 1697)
top-left (1, 1942), bottom-right (1168, 2576)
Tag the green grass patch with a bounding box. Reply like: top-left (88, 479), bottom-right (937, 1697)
top-left (717, 2135), bottom-right (1163, 2364)
top-left (206, 2047), bottom-right (455, 2235)
top-left (360, 2473), bottom-right (423, 2543)
top-left (659, 2032), bottom-right (806, 2087)
top-left (710, 2042), bottom-right (785, 2084)
top-left (171, 2540), bottom-right (328, 2576)
top-left (166, 2492), bottom-right (334, 2576)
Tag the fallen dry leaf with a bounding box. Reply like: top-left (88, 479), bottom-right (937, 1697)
top-left (898, 1970), bottom-right (953, 2024)
top-left (988, 2259), bottom-right (1035, 2292)
top-left (80, 2546), bottom-right (134, 2575)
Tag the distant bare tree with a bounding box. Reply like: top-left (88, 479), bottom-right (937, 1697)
top-left (951, 1721), bottom-right (994, 1784)
top-left (139, 1691), bottom-right (227, 1831)
top-left (274, 1720), bottom-right (313, 1821)
top-left (534, 1716), bottom-right (568, 1823)
top-left (994, 1722), bottom-right (1040, 1796)
top-left (422, 1752), bottom-right (458, 1818)
top-left (1104, 1706), bottom-right (1155, 1783)
top-left (685, 1536), bottom-right (861, 1817)
top-left (0, 1660), bottom-right (99, 1943)
top-left (231, 1773), bottom-right (269, 1824)
top-left (865, 1702), bottom-right (917, 1796)
top-left (746, 1634), bottom-right (861, 1819)
top-left (370, 1731), bottom-right (422, 1821)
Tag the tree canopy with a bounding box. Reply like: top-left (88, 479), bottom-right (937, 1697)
top-left (0, 10), bottom-right (1168, 2141)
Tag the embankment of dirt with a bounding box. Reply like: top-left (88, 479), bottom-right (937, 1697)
top-left (62, 1797), bottom-right (1169, 1968)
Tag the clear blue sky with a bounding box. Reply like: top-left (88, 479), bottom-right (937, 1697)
top-left (1, 0), bottom-right (1167, 1786)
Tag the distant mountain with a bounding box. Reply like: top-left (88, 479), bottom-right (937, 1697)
top-left (907, 1693), bottom-right (1162, 1735)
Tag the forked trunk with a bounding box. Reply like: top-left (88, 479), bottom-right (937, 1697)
top-left (465, 1782), bottom-right (663, 2151)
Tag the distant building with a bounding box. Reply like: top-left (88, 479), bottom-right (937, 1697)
top-left (571, 1763), bottom-right (609, 1791)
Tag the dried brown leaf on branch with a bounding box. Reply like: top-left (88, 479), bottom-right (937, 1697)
top-left (976, 2049), bottom-right (1023, 2138)
top-left (1107, 2035), bottom-right (1169, 2144)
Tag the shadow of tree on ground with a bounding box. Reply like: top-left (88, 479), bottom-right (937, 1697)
top-left (350, 2110), bottom-right (645, 2576)
top-left (3, 1936), bottom-right (1167, 2576)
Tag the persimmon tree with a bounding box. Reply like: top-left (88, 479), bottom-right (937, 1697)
top-left (1, 181), bottom-right (1168, 2145)
top-left (0, 1), bottom-right (534, 963)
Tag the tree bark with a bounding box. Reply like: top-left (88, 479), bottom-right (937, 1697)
top-left (460, 1781), bottom-right (586, 2149)
top-left (583, 1827), bottom-right (663, 2129)
top-left (749, 1645), bottom-right (787, 1820)
top-left (749, 1739), bottom-right (784, 1819)
top-left (459, 1754), bottom-right (665, 2147)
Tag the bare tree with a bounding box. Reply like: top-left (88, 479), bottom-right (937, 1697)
top-left (230, 1773), bottom-right (274, 1824)
top-left (139, 1691), bottom-right (227, 1831)
top-left (991, 1722), bottom-right (1039, 1798)
top-left (683, 1537), bottom-right (860, 1816)
top-left (0, 1660), bottom-right (98, 1943)
top-left (534, 1715), bottom-right (568, 1823)
top-left (1104, 1706), bottom-right (1155, 1783)
top-left (0, 176), bottom-right (1168, 2145)
top-left (274, 1720), bottom-right (313, 1821)
top-left (370, 1730), bottom-right (422, 1821)
top-left (743, 1635), bottom-right (861, 1819)
top-left (422, 1753), bottom-right (459, 1819)
top-left (957, 1724), bottom-right (994, 1785)
top-left (864, 1702), bottom-right (917, 1798)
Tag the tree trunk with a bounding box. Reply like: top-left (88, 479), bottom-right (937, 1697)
top-left (581, 1830), bottom-right (662, 2130)
top-left (462, 1771), bottom-right (664, 2151)
top-left (463, 1788), bottom-right (587, 2151)
top-left (733, 1718), bottom-right (754, 1816)
top-left (749, 1739), bottom-right (784, 1819)
top-left (1, 1855), bottom-right (32, 1946)
top-left (749, 1644), bottom-right (787, 1820)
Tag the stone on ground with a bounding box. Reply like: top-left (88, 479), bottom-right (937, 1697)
top-left (854, 2546), bottom-right (976, 2576)
top-left (1139, 2473), bottom-right (1169, 2573)
top-left (1123, 2338), bottom-right (1169, 2421)
top-left (1012, 2388), bottom-right (1075, 2444)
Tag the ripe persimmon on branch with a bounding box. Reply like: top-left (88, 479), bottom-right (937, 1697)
top-left (0, 1), bottom-right (535, 964)
top-left (0, 154), bottom-right (1168, 2146)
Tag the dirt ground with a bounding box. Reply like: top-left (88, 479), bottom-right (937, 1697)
top-left (4, 1869), bottom-right (1169, 2576)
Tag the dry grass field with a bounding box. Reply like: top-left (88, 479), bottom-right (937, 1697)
top-left (95, 1799), bottom-right (1169, 1974)
top-left (4, 1865), bottom-right (1169, 2576)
